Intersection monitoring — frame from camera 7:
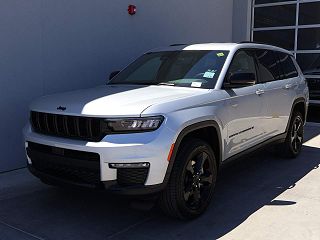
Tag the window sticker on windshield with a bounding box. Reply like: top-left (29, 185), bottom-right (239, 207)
top-left (203, 70), bottom-right (216, 79)
top-left (191, 82), bottom-right (202, 88)
top-left (217, 52), bottom-right (225, 57)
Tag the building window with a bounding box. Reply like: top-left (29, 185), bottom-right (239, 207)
top-left (252, 0), bottom-right (320, 82)
top-left (254, 4), bottom-right (296, 28)
top-left (253, 29), bottom-right (295, 50)
top-left (299, 2), bottom-right (320, 25)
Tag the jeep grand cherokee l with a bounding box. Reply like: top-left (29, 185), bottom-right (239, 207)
top-left (24, 43), bottom-right (309, 219)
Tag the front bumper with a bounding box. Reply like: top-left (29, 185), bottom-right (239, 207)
top-left (24, 123), bottom-right (176, 194)
top-left (28, 164), bottom-right (165, 195)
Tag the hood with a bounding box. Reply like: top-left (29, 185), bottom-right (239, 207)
top-left (30, 85), bottom-right (208, 117)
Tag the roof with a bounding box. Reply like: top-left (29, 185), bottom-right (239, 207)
top-left (149, 42), bottom-right (292, 55)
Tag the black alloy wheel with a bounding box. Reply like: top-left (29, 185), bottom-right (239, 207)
top-left (278, 111), bottom-right (304, 158)
top-left (183, 151), bottom-right (214, 210)
top-left (159, 138), bottom-right (217, 219)
top-left (290, 115), bottom-right (304, 154)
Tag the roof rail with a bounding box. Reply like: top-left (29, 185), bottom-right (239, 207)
top-left (238, 41), bottom-right (266, 45)
top-left (169, 43), bottom-right (188, 47)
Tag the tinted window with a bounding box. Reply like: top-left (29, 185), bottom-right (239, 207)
top-left (297, 28), bottom-right (320, 50)
top-left (296, 53), bottom-right (320, 75)
top-left (124, 56), bottom-right (162, 82)
top-left (299, 2), bottom-right (320, 25)
top-left (255, 50), bottom-right (281, 82)
top-left (254, 5), bottom-right (296, 28)
top-left (227, 50), bottom-right (257, 85)
top-left (253, 30), bottom-right (295, 50)
top-left (277, 52), bottom-right (298, 79)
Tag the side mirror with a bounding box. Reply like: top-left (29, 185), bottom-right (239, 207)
top-left (109, 71), bottom-right (120, 81)
top-left (224, 72), bottom-right (256, 88)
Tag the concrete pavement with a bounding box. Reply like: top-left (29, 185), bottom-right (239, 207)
top-left (0, 124), bottom-right (320, 240)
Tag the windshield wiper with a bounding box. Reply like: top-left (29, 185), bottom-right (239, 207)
top-left (158, 82), bottom-right (175, 86)
top-left (108, 82), bottom-right (155, 85)
top-left (108, 82), bottom-right (176, 86)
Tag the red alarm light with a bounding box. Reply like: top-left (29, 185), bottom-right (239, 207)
top-left (128, 5), bottom-right (136, 15)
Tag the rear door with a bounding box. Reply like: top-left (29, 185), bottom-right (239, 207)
top-left (254, 49), bottom-right (284, 137)
top-left (255, 50), bottom-right (299, 137)
top-left (276, 52), bottom-right (300, 132)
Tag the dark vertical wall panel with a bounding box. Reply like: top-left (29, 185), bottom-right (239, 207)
top-left (0, 0), bottom-right (43, 172)
top-left (232, 0), bottom-right (252, 42)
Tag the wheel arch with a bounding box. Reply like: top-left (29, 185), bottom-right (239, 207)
top-left (162, 121), bottom-right (222, 187)
top-left (286, 97), bottom-right (307, 133)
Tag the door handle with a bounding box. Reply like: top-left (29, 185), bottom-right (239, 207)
top-left (231, 103), bottom-right (239, 108)
top-left (284, 84), bottom-right (293, 89)
top-left (229, 100), bottom-right (239, 108)
top-left (255, 89), bottom-right (264, 96)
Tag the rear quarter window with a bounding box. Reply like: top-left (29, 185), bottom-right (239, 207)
top-left (255, 49), bottom-right (282, 82)
top-left (277, 52), bottom-right (299, 79)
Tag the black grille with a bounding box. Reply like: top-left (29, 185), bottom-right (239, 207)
top-left (117, 168), bottom-right (149, 186)
top-left (31, 111), bottom-right (104, 141)
top-left (27, 142), bottom-right (101, 185)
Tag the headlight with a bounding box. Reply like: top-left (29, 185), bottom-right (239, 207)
top-left (104, 116), bottom-right (164, 133)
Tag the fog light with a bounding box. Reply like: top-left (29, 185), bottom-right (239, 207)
top-left (109, 162), bottom-right (150, 169)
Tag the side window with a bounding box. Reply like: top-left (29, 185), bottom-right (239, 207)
top-left (277, 52), bottom-right (298, 79)
top-left (226, 50), bottom-right (257, 86)
top-left (255, 50), bottom-right (281, 82)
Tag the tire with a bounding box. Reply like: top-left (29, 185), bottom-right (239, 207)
top-left (279, 111), bottom-right (304, 158)
top-left (159, 138), bottom-right (217, 220)
top-left (40, 177), bottom-right (59, 186)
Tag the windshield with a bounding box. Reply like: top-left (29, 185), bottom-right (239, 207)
top-left (109, 50), bottom-right (229, 89)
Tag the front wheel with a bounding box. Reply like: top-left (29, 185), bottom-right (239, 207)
top-left (159, 138), bottom-right (217, 220)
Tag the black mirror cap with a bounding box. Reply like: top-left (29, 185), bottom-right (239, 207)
top-left (224, 72), bottom-right (256, 89)
top-left (109, 71), bottom-right (121, 81)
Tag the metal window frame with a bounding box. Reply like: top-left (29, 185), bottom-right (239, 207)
top-left (251, 0), bottom-right (320, 82)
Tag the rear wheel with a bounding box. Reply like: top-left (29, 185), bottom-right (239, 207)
top-left (279, 111), bottom-right (304, 158)
top-left (159, 138), bottom-right (217, 220)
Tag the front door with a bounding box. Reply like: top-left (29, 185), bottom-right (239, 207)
top-left (223, 50), bottom-right (267, 159)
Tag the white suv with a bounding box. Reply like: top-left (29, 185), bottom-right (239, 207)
top-left (24, 43), bottom-right (309, 219)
